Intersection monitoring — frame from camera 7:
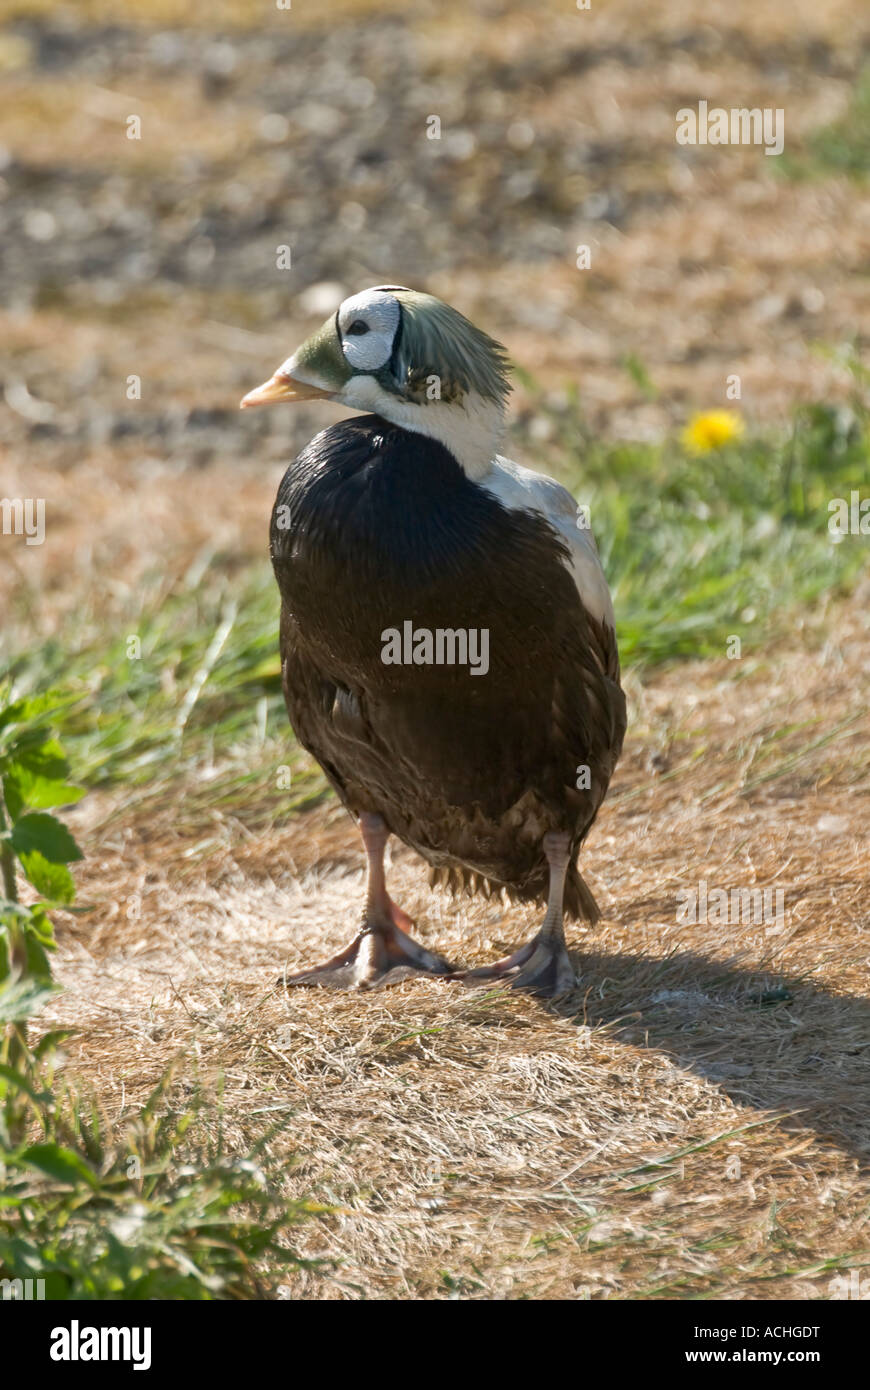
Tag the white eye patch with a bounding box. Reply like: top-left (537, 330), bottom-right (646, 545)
top-left (338, 289), bottom-right (401, 372)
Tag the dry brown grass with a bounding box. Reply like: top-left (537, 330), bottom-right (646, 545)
top-left (42, 584), bottom-right (870, 1300)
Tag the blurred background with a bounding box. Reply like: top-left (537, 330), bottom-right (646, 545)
top-left (2, 3), bottom-right (868, 475)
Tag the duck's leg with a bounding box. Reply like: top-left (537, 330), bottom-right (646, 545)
top-left (461, 831), bottom-right (577, 997)
top-left (278, 812), bottom-right (453, 990)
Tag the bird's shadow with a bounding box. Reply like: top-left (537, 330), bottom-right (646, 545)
top-left (536, 947), bottom-right (870, 1166)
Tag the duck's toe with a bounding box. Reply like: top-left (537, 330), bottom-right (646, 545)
top-left (459, 933), bottom-right (577, 998)
top-left (277, 913), bottom-right (454, 991)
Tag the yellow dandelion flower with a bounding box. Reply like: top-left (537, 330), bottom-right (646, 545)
top-left (682, 410), bottom-right (744, 454)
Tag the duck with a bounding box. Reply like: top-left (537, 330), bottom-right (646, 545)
top-left (240, 286), bottom-right (626, 996)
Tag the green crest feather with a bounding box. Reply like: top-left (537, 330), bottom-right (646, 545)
top-left (387, 291), bottom-right (511, 407)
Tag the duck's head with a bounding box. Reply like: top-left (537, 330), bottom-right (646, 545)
top-left (240, 286), bottom-right (511, 479)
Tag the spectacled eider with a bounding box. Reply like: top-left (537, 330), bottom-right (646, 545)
top-left (241, 286), bottom-right (625, 996)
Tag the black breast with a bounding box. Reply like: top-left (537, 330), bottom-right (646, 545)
top-left (270, 414), bottom-right (625, 904)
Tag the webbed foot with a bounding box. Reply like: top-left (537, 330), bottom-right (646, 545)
top-left (460, 932), bottom-right (576, 997)
top-left (278, 895), bottom-right (453, 991)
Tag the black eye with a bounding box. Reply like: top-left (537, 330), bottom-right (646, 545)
top-left (346, 320), bottom-right (370, 336)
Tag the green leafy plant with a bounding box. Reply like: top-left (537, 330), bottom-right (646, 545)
top-left (0, 688), bottom-right (324, 1298)
top-left (0, 1038), bottom-right (324, 1300)
top-left (0, 690), bottom-right (84, 977)
top-left (0, 689), bottom-right (83, 1147)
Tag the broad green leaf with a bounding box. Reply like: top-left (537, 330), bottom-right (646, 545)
top-left (0, 691), bottom-right (67, 733)
top-left (19, 852), bottom-right (76, 905)
top-left (24, 932), bottom-right (52, 980)
top-left (20, 1142), bottom-right (99, 1188)
top-left (10, 813), bottom-right (82, 865)
top-left (2, 775), bottom-right (23, 821)
top-left (3, 764), bottom-right (84, 820)
top-left (14, 736), bottom-right (71, 780)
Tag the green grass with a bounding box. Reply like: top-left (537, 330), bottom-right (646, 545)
top-left (3, 563), bottom-right (325, 838)
top-left (781, 64), bottom-right (870, 181)
top-left (528, 397), bottom-right (866, 666)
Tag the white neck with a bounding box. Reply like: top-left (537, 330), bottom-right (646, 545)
top-left (334, 376), bottom-right (504, 481)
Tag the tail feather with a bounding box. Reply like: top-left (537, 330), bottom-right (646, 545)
top-left (428, 859), bottom-right (601, 924)
top-left (564, 863), bottom-right (601, 924)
